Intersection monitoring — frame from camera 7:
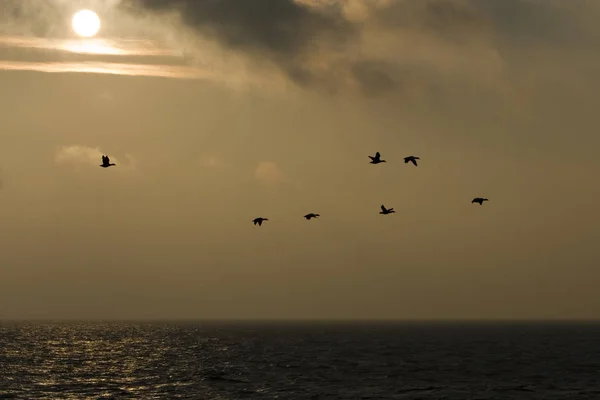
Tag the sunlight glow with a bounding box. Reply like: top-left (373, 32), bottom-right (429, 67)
top-left (63, 39), bottom-right (125, 56)
top-left (0, 36), bottom-right (179, 57)
top-left (0, 60), bottom-right (214, 80)
top-left (72, 10), bottom-right (101, 38)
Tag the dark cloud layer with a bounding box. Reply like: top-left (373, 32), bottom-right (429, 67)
top-left (130, 1), bottom-right (430, 98)
top-left (137, 0), bottom-right (363, 93)
top-left (4, 0), bottom-right (598, 98)
top-left (132, 0), bottom-right (600, 98)
top-left (142, 0), bottom-right (354, 55)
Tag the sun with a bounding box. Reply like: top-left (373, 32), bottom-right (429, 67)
top-left (72, 10), bottom-right (101, 38)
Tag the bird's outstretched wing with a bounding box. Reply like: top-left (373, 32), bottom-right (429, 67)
top-left (375, 152), bottom-right (381, 158)
top-left (101, 155), bottom-right (107, 164)
top-left (381, 205), bottom-right (387, 212)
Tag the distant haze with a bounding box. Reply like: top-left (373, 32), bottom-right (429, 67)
top-left (0, 0), bottom-right (599, 320)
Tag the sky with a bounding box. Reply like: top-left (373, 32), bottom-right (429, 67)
top-left (0, 0), bottom-right (599, 320)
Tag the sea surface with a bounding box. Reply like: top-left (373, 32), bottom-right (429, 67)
top-left (0, 321), bottom-right (599, 399)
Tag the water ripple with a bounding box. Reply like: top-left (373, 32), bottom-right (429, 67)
top-left (0, 322), bottom-right (599, 399)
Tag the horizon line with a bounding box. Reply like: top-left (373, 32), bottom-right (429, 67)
top-left (2, 318), bottom-right (600, 324)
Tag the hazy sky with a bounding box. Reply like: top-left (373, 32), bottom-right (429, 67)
top-left (0, 0), bottom-right (599, 320)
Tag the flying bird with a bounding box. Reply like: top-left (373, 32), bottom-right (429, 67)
top-left (404, 156), bottom-right (420, 166)
top-left (379, 205), bottom-right (395, 215)
top-left (368, 152), bottom-right (386, 164)
top-left (304, 213), bottom-right (320, 220)
top-left (253, 217), bottom-right (269, 226)
top-left (100, 155), bottom-right (116, 168)
top-left (472, 197), bottom-right (489, 205)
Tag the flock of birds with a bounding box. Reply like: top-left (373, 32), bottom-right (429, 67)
top-left (100, 152), bottom-right (489, 227)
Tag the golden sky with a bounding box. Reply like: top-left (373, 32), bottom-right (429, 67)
top-left (0, 0), bottom-right (599, 320)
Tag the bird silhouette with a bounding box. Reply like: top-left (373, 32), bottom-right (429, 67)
top-left (472, 197), bottom-right (489, 205)
top-left (253, 217), bottom-right (269, 226)
top-left (379, 205), bottom-right (395, 215)
top-left (404, 156), bottom-right (420, 166)
top-left (368, 152), bottom-right (386, 164)
top-left (100, 155), bottom-right (116, 168)
top-left (304, 213), bottom-right (320, 220)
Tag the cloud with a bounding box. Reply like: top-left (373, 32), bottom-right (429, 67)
top-left (0, 59), bottom-right (213, 80)
top-left (0, 1), bottom-right (211, 80)
top-left (0, 36), bottom-right (178, 57)
top-left (2, 0), bottom-right (600, 103)
top-left (54, 145), bottom-right (136, 171)
top-left (97, 90), bottom-right (114, 101)
top-left (131, 0), bottom-right (499, 96)
top-left (201, 156), bottom-right (221, 168)
top-left (255, 161), bottom-right (287, 185)
top-left (138, 0), bottom-right (356, 55)
top-left (128, 0), bottom-right (600, 102)
top-left (55, 145), bottom-right (104, 166)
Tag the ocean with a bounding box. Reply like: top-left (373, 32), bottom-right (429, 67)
top-left (0, 321), bottom-right (599, 399)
